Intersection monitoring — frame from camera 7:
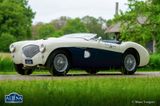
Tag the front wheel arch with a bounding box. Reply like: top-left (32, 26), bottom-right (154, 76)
top-left (14, 64), bottom-right (33, 75)
top-left (46, 49), bottom-right (72, 76)
top-left (45, 48), bottom-right (72, 68)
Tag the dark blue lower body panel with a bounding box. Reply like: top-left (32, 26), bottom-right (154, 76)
top-left (67, 47), bottom-right (123, 70)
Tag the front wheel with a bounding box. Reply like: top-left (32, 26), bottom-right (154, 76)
top-left (14, 64), bottom-right (33, 75)
top-left (122, 53), bottom-right (137, 75)
top-left (48, 50), bottom-right (70, 76)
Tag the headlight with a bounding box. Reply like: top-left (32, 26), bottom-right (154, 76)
top-left (39, 44), bottom-right (46, 53)
top-left (9, 44), bottom-right (16, 53)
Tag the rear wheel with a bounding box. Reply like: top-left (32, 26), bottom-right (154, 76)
top-left (14, 64), bottom-right (33, 75)
top-left (122, 53), bottom-right (137, 75)
top-left (48, 50), bottom-right (70, 76)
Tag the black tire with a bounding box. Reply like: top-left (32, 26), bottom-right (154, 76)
top-left (85, 69), bottom-right (98, 74)
top-left (14, 64), bottom-right (33, 75)
top-left (48, 50), bottom-right (70, 76)
top-left (121, 52), bottom-right (137, 75)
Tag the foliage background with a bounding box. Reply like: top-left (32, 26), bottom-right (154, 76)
top-left (112, 0), bottom-right (160, 53)
top-left (0, 0), bottom-right (35, 52)
top-left (0, 0), bottom-right (108, 52)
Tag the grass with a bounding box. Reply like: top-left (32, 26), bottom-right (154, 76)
top-left (0, 71), bottom-right (49, 75)
top-left (0, 57), bottom-right (14, 72)
top-left (0, 72), bottom-right (16, 75)
top-left (0, 70), bottom-right (116, 75)
top-left (0, 53), bottom-right (14, 72)
top-left (0, 53), bottom-right (11, 58)
top-left (0, 77), bottom-right (160, 106)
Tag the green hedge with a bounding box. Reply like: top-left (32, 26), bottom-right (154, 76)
top-left (0, 56), bottom-right (14, 72)
top-left (143, 54), bottom-right (160, 70)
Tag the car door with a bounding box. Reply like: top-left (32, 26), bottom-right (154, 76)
top-left (84, 40), bottom-right (123, 68)
top-left (68, 40), bottom-right (123, 69)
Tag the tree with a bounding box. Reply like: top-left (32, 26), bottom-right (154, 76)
top-left (81, 16), bottom-right (107, 38)
top-left (0, 0), bottom-right (35, 40)
top-left (37, 24), bottom-right (56, 39)
top-left (32, 22), bottom-right (65, 39)
top-left (62, 18), bottom-right (88, 34)
top-left (0, 33), bottom-right (16, 52)
top-left (32, 16), bottom-right (107, 39)
top-left (113, 0), bottom-right (160, 52)
top-left (51, 16), bottom-right (69, 30)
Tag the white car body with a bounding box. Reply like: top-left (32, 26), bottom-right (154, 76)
top-left (10, 33), bottom-right (149, 75)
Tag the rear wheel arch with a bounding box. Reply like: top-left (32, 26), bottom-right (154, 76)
top-left (121, 48), bottom-right (140, 75)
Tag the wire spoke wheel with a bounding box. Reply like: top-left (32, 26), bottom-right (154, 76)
top-left (53, 54), bottom-right (68, 73)
top-left (122, 52), bottom-right (137, 75)
top-left (124, 54), bottom-right (136, 72)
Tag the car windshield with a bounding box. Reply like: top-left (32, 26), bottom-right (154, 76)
top-left (61, 33), bottom-right (97, 40)
top-left (61, 33), bottom-right (121, 44)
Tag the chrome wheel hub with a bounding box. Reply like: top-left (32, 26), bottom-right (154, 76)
top-left (124, 54), bottom-right (136, 71)
top-left (54, 54), bottom-right (68, 72)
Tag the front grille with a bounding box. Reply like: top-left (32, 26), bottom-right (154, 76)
top-left (22, 44), bottom-right (40, 58)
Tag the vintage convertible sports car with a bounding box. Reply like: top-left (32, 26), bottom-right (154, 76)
top-left (9, 33), bottom-right (149, 76)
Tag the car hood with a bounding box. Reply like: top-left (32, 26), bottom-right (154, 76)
top-left (10, 37), bottom-right (81, 48)
top-left (11, 39), bottom-right (44, 46)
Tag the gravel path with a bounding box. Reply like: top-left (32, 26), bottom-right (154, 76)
top-left (0, 72), bottom-right (160, 80)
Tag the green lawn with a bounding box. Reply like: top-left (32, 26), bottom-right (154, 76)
top-left (0, 70), bottom-right (88, 75)
top-left (0, 77), bottom-right (160, 106)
